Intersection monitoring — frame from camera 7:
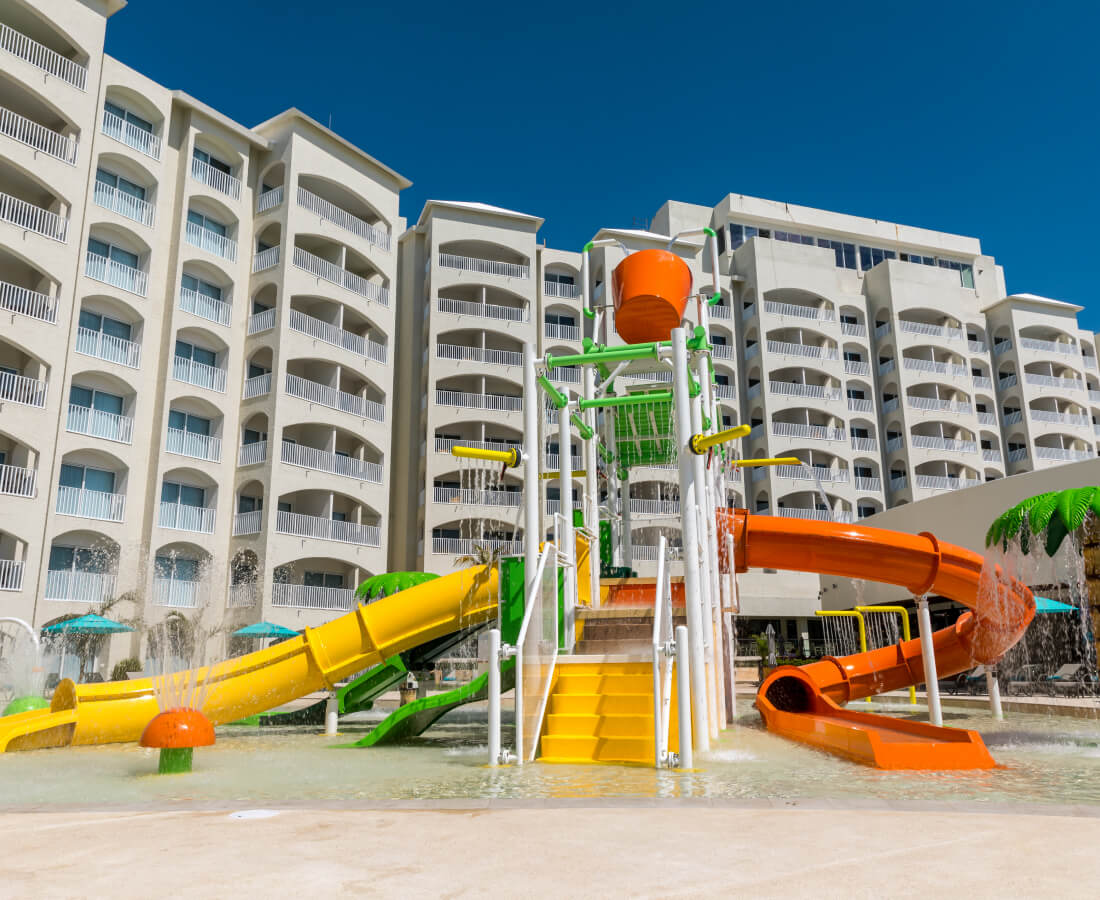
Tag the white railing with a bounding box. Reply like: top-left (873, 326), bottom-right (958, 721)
top-left (776, 507), bottom-right (853, 523)
top-left (433, 486), bottom-right (522, 507)
top-left (543, 280), bottom-right (579, 298)
top-left (271, 581), bottom-right (356, 611)
top-left (191, 156), bottom-right (241, 200)
top-left (438, 252), bottom-right (529, 280)
top-left (902, 357), bottom-right (968, 378)
top-left (769, 381), bottom-right (842, 401)
top-left (435, 388), bottom-right (522, 412)
top-left (886, 437), bottom-right (905, 453)
top-left (877, 359), bottom-right (895, 376)
top-left (848, 398), bottom-right (873, 412)
top-left (972, 376), bottom-right (993, 389)
top-left (1002, 410), bottom-right (1023, 426)
top-left (840, 322), bottom-right (867, 337)
top-left (1035, 446), bottom-right (1094, 462)
top-left (914, 475), bottom-right (984, 492)
top-left (166, 427), bottom-right (221, 462)
top-left (544, 322), bottom-right (580, 341)
top-left (252, 245), bottom-right (280, 272)
top-left (897, 319), bottom-right (963, 340)
top-left (714, 383), bottom-right (736, 399)
top-left (1025, 373), bottom-right (1082, 391)
top-left (775, 464), bottom-right (849, 483)
top-left (1019, 337), bottom-right (1078, 356)
top-left (74, 326), bottom-right (141, 368)
top-left (767, 340), bottom-right (839, 360)
top-left (173, 356), bottom-right (226, 393)
top-left (710, 304), bottom-right (732, 320)
top-left (0, 279), bottom-right (56, 323)
top-left (237, 440), bottom-right (267, 466)
top-left (513, 543), bottom-right (559, 764)
top-left (851, 436), bottom-right (878, 452)
top-left (855, 476), bottom-right (882, 492)
top-left (248, 307), bottom-right (276, 334)
top-left (745, 344), bottom-right (759, 360)
top-left (549, 367), bottom-right (581, 384)
top-left (242, 372), bottom-right (272, 399)
top-left (1085, 356), bottom-right (1098, 371)
top-left (875, 322), bottom-right (892, 339)
top-left (179, 287), bottom-right (231, 326)
top-left (153, 577), bottom-right (200, 608)
top-left (983, 449), bottom-right (1003, 463)
top-left (55, 485), bottom-right (125, 522)
top-left (435, 436), bottom-right (521, 454)
top-left (1090, 390), bottom-right (1100, 403)
top-left (185, 220), bottom-right (237, 261)
top-left (281, 440), bottom-right (383, 483)
top-left (436, 342), bottom-right (522, 367)
top-left (1, 105), bottom-right (77, 163)
top-left (92, 180), bottom-right (154, 227)
top-left (436, 296), bottom-right (526, 322)
top-left (711, 344), bottom-right (734, 360)
top-left (296, 186), bottom-right (389, 250)
top-left (256, 186), bottom-right (283, 213)
top-left (289, 309), bottom-right (386, 362)
top-left (632, 544), bottom-right (684, 561)
top-left (910, 435), bottom-right (977, 453)
top-left (1030, 410), bottom-right (1090, 427)
top-left (292, 246), bottom-right (389, 306)
top-left (543, 453), bottom-right (581, 472)
top-left (66, 404), bottom-right (133, 444)
top-left (227, 582), bottom-right (258, 608)
top-left (101, 109), bottom-right (160, 159)
top-left (430, 537), bottom-right (523, 556)
top-left (85, 251), bottom-right (147, 297)
top-left (44, 569), bottom-right (116, 603)
top-left (907, 396), bottom-right (973, 414)
top-left (771, 422), bottom-right (846, 441)
top-left (977, 412), bottom-right (997, 426)
top-left (628, 498), bottom-right (681, 516)
top-left (0, 463), bottom-right (36, 498)
top-left (969, 340), bottom-right (988, 353)
top-left (763, 300), bottom-right (834, 321)
top-left (889, 476), bottom-right (909, 492)
top-left (0, 190), bottom-right (68, 241)
top-left (275, 509), bottom-right (381, 546)
top-left (0, 559), bottom-right (24, 591)
top-left (0, 370), bottom-right (47, 407)
top-left (0, 22), bottom-right (87, 89)
top-left (1007, 447), bottom-right (1029, 463)
top-left (158, 502), bottom-right (216, 534)
top-left (992, 340), bottom-right (1013, 356)
top-left (285, 373), bottom-right (384, 421)
top-left (998, 374), bottom-right (1018, 391)
top-left (845, 360), bottom-right (872, 376)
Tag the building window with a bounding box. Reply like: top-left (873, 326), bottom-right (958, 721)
top-left (192, 147), bottom-right (232, 176)
top-left (69, 385), bottom-right (124, 418)
top-left (48, 545), bottom-right (108, 574)
top-left (87, 237), bottom-right (139, 270)
top-left (95, 168), bottom-right (146, 202)
top-left (545, 312), bottom-right (576, 327)
top-left (161, 480), bottom-right (205, 508)
top-left (154, 555), bottom-right (199, 581)
top-left (187, 209), bottom-right (227, 237)
top-left (818, 239), bottom-right (857, 269)
top-left (858, 246), bottom-right (897, 271)
top-left (59, 463), bottom-right (115, 493)
top-left (242, 428), bottom-right (266, 445)
top-left (78, 309), bottom-right (132, 343)
top-left (238, 495), bottom-right (263, 513)
top-left (544, 272), bottom-right (575, 286)
top-left (181, 273), bottom-right (222, 301)
top-left (304, 572), bottom-right (344, 588)
top-left (104, 101), bottom-right (152, 133)
top-left (175, 339), bottom-right (217, 369)
top-left (168, 409), bottom-right (210, 436)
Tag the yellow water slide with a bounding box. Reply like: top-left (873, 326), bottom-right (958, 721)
top-left (0, 565), bottom-right (498, 752)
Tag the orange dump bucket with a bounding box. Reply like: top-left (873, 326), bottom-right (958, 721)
top-left (611, 249), bottom-right (692, 344)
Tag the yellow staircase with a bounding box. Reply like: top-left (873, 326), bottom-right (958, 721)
top-left (538, 660), bottom-right (679, 765)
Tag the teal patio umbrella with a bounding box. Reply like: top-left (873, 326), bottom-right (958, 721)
top-left (42, 614), bottom-right (133, 682)
top-left (1034, 596), bottom-right (1077, 614)
top-left (233, 622), bottom-right (299, 638)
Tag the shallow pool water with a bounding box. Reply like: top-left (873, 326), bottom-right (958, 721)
top-left (2, 702), bottom-right (1099, 810)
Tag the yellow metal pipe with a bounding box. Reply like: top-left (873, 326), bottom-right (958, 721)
top-left (856, 605), bottom-right (917, 705)
top-left (729, 457), bottom-right (802, 468)
top-left (540, 470), bottom-right (586, 480)
top-left (815, 610), bottom-right (867, 654)
top-left (450, 445), bottom-right (520, 468)
top-left (689, 423), bottom-right (751, 455)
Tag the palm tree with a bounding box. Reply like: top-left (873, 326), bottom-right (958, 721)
top-left (453, 542), bottom-right (503, 569)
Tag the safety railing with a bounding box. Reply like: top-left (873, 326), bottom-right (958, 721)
top-left (543, 280), bottom-right (579, 298)
top-left (435, 388), bottom-right (522, 412)
top-left (767, 339), bottom-right (838, 360)
top-left (184, 220), bottom-right (237, 261)
top-left (152, 577), bottom-right (200, 608)
top-left (66, 403), bottom-right (133, 444)
top-left (1030, 409), bottom-right (1090, 426)
top-left (247, 308), bottom-right (276, 334)
top-left (252, 245), bottom-right (280, 272)
top-left (0, 22), bottom-right (87, 88)
top-left (237, 440), bottom-right (267, 466)
top-left (84, 251), bottom-right (147, 297)
top-left (101, 109), bottom-right (159, 159)
top-left (271, 581), bottom-right (357, 610)
top-left (763, 300), bottom-right (835, 321)
top-left (166, 427), bottom-right (221, 462)
top-left (652, 535), bottom-right (690, 768)
top-left (92, 179), bottom-right (154, 227)
top-left (289, 309), bottom-right (387, 362)
top-left (0, 190), bottom-right (68, 241)
top-left (0, 370), bottom-right (47, 407)
top-left (435, 436), bottom-right (521, 454)
top-left (436, 296), bottom-right (526, 322)
top-left (0, 279), bottom-right (56, 322)
top-left (1035, 446), bottom-right (1093, 461)
top-left (74, 326), bottom-right (141, 368)
top-left (44, 569), bottom-right (115, 603)
top-left (1019, 337), bottom-right (1078, 355)
top-left (297, 186), bottom-right (389, 250)
top-left (56, 485), bottom-right (125, 522)
top-left (914, 475), bottom-right (984, 492)
top-left (173, 355), bottom-right (226, 393)
top-left (1026, 373), bottom-right (1082, 391)
top-left (191, 156), bottom-right (241, 200)
top-left (544, 322), bottom-right (580, 341)
top-left (438, 251), bottom-right (529, 279)
top-left (284, 373), bottom-right (384, 421)
top-left (242, 372), bottom-right (272, 399)
top-left (179, 287), bottom-right (231, 326)
top-left (845, 360), bottom-right (872, 376)
top-left (0, 463), bottom-right (36, 498)
top-left (227, 582), bottom-right (258, 608)
top-left (2, 105), bottom-right (77, 162)
top-left (158, 501), bottom-right (216, 534)
top-left (511, 542), bottom-right (560, 763)
top-left (436, 342), bottom-right (522, 367)
top-left (232, 510), bottom-right (262, 535)
top-left (281, 439), bottom-right (383, 483)
top-left (292, 246), bottom-right (389, 306)
top-left (431, 537), bottom-right (523, 556)
top-left (275, 509), bottom-right (381, 546)
top-left (433, 486), bottom-right (522, 507)
top-left (256, 186), bottom-right (283, 213)
top-left (769, 380), bottom-right (842, 401)
top-left (0, 558), bottom-right (24, 591)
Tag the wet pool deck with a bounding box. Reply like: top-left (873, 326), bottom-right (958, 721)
top-left (2, 803), bottom-right (1098, 898)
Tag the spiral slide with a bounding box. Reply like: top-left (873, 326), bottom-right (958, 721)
top-left (0, 565), bottom-right (498, 753)
top-left (720, 510), bottom-right (1036, 769)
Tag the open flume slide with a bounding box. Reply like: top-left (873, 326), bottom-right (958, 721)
top-left (0, 565), bottom-right (498, 752)
top-left (718, 509), bottom-right (1036, 769)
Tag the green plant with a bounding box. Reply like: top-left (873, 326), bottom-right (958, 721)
top-left (453, 542), bottom-right (504, 569)
top-left (111, 657), bottom-right (142, 681)
top-left (355, 571), bottom-right (439, 602)
top-left (753, 633), bottom-right (770, 658)
top-left (986, 486), bottom-right (1100, 557)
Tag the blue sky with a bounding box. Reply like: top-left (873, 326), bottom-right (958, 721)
top-left (107, 1), bottom-right (1099, 327)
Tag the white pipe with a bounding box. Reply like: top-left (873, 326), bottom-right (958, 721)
top-left (558, 402), bottom-right (576, 651)
top-left (987, 669), bottom-right (1003, 720)
top-left (487, 627), bottom-right (502, 765)
top-left (726, 533), bottom-right (739, 719)
top-left (671, 327), bottom-right (709, 751)
top-left (622, 468), bottom-right (632, 568)
top-left (606, 420), bottom-right (622, 567)
top-left (675, 624), bottom-right (693, 769)
top-left (523, 343), bottom-right (540, 604)
top-left (583, 365), bottom-right (600, 608)
top-left (916, 597), bottom-right (943, 726)
top-left (652, 535), bottom-right (667, 768)
top-left (324, 691), bottom-right (338, 735)
top-left (689, 386), bottom-right (718, 740)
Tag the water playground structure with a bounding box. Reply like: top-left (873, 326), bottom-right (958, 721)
top-left (0, 232), bottom-right (1044, 773)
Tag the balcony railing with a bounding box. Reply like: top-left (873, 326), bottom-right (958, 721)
top-left (840, 322), bottom-right (867, 337)
top-left (897, 319), bottom-right (965, 341)
top-left (435, 388), bottom-right (522, 412)
top-left (101, 109), bottom-right (160, 159)
top-left (248, 308), bottom-right (276, 335)
top-left (714, 383), bottom-right (736, 399)
top-left (436, 436), bottom-right (521, 455)
top-left (166, 427), bottom-right (222, 462)
top-left (998, 374), bottom-right (1018, 391)
top-left (983, 448), bottom-right (1003, 463)
top-left (66, 403), bottom-right (133, 444)
top-left (0, 462), bottom-right (36, 498)
top-left (55, 485), bottom-right (125, 522)
top-left (907, 396), bottom-right (973, 414)
top-left (179, 287), bottom-right (232, 327)
top-left (543, 280), bottom-right (579, 298)
top-left (910, 435), bottom-right (977, 453)
top-left (848, 398), bottom-right (873, 412)
top-left (0, 190), bottom-right (68, 240)
top-left (433, 486), bottom-right (522, 507)
top-left (436, 342), bottom-right (522, 367)
top-left (627, 498), bottom-right (681, 516)
top-left (438, 252), bottom-right (529, 280)
top-left (44, 569), bottom-right (116, 603)
top-left (851, 436), bottom-right (878, 452)
top-left (1002, 410), bottom-right (1023, 426)
top-left (1085, 356), bottom-right (1098, 371)
top-left (977, 412), bottom-right (997, 426)
top-left (763, 300), bottom-right (835, 321)
top-left (776, 507), bottom-right (853, 523)
top-left (1030, 410), bottom-right (1090, 427)
top-left (228, 582), bottom-right (259, 608)
top-left (877, 359), bottom-right (895, 377)
top-left (855, 476), bottom-right (882, 492)
top-left (436, 296), bottom-right (526, 322)
top-left (1035, 446), bottom-right (1094, 462)
top-left (0, 22), bottom-right (87, 88)
top-left (544, 322), bottom-right (580, 341)
top-left (173, 356), bottom-right (226, 393)
top-left (902, 357), bottom-right (969, 378)
top-left (238, 440), bottom-right (267, 466)
top-left (84, 251), bottom-right (147, 297)
top-left (1024, 373), bottom-right (1082, 391)
top-left (0, 558), bottom-right (24, 591)
top-left (191, 156), bottom-right (241, 200)
top-left (185, 221), bottom-right (237, 261)
top-left (281, 440), bottom-right (383, 483)
top-left (242, 372), bottom-right (272, 399)
top-left (92, 180), bottom-right (154, 227)
top-left (232, 510), bottom-right (258, 536)
top-left (289, 309), bottom-right (386, 362)
top-left (296, 186), bottom-right (389, 250)
top-left (292, 246), bottom-right (389, 306)
top-left (845, 360), bottom-right (871, 376)
top-left (0, 370), bottom-right (47, 407)
top-left (256, 186), bottom-right (283, 213)
top-left (1019, 337), bottom-right (1078, 356)
top-left (914, 475), bottom-right (984, 492)
top-left (632, 544), bottom-right (684, 561)
top-left (74, 326), bottom-right (141, 369)
top-left (152, 577), bottom-right (200, 608)
top-left (285, 373), bottom-right (384, 421)
top-left (889, 475), bottom-right (909, 492)
top-left (770, 422), bottom-right (846, 442)
top-left (159, 501), bottom-right (216, 534)
top-left (544, 452), bottom-right (581, 471)
top-left (969, 339), bottom-right (988, 353)
top-left (710, 304), bottom-right (732, 320)
top-left (549, 366), bottom-right (580, 384)
top-left (0, 278), bottom-right (56, 323)
top-left (769, 381), bottom-right (842, 402)
top-left (1007, 447), bottom-right (1029, 463)
top-left (1, 104), bottom-right (77, 163)
top-left (972, 375), bottom-right (993, 390)
top-left (431, 537), bottom-right (523, 556)
top-left (773, 465), bottom-right (849, 483)
top-left (272, 581), bottom-right (357, 611)
top-left (275, 509), bottom-right (381, 546)
top-left (767, 340), bottom-right (839, 360)
top-left (252, 245), bottom-right (280, 272)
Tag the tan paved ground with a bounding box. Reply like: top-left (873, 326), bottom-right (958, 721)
top-left (1, 805), bottom-right (1097, 899)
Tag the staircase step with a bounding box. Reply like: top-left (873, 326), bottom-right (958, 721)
top-left (574, 639), bottom-right (654, 655)
top-left (548, 692), bottom-right (653, 715)
top-left (540, 734), bottom-right (655, 765)
top-left (544, 713), bottom-right (654, 738)
top-left (554, 673), bottom-right (653, 694)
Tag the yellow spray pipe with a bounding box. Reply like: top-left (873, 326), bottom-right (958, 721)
top-left (689, 423), bottom-right (751, 455)
top-left (816, 610), bottom-right (871, 704)
top-left (729, 457), bottom-right (802, 467)
top-left (540, 470), bottom-right (585, 480)
top-left (450, 445), bottom-right (520, 468)
top-left (856, 605), bottom-right (917, 705)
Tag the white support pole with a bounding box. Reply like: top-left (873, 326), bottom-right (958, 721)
top-left (671, 327), bottom-right (709, 752)
top-left (606, 418), bottom-right (623, 567)
top-left (916, 597), bottom-right (943, 726)
top-left (987, 668), bottom-right (1004, 720)
top-left (558, 403), bottom-right (576, 651)
top-left (523, 343), bottom-right (540, 603)
top-left (487, 627), bottom-right (502, 765)
top-left (725, 533), bottom-right (739, 720)
top-left (583, 365), bottom-right (600, 608)
top-left (622, 468), bottom-right (633, 569)
top-left (689, 386), bottom-right (718, 740)
top-left (324, 692), bottom-right (338, 735)
top-left (674, 624), bottom-right (693, 769)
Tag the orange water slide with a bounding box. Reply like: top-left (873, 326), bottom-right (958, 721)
top-left (717, 510), bottom-right (1036, 769)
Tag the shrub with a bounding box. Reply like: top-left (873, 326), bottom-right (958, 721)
top-left (111, 657), bottom-right (142, 681)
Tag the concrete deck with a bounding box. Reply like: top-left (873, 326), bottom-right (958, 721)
top-left (2, 804), bottom-right (1098, 898)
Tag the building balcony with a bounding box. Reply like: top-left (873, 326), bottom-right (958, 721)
top-left (1007, 447), bottom-right (1029, 463)
top-left (1024, 373), bottom-right (1083, 392)
top-left (74, 326), bottom-right (141, 368)
top-left (433, 486), bottom-right (522, 508)
top-left (292, 246), bottom-right (388, 306)
top-left (902, 357), bottom-right (968, 378)
top-left (1, 104), bottom-right (77, 163)
top-left (851, 436), bottom-right (878, 452)
top-left (275, 509), bottom-right (381, 547)
top-left (972, 375), bottom-right (993, 390)
top-left (285, 373), bottom-right (384, 422)
top-left (992, 340), bottom-right (1013, 356)
top-left (1019, 337), bottom-right (1078, 356)
top-left (544, 452), bottom-right (581, 471)
top-left (1002, 410), bottom-right (1023, 426)
top-left (977, 412), bottom-right (996, 426)
top-left (764, 422), bottom-right (846, 442)
top-left (549, 367), bottom-right (580, 385)
top-left (848, 398), bottom-right (873, 413)
top-left (1035, 446), bottom-right (1093, 462)
top-left (237, 440), bottom-right (267, 466)
top-left (191, 156), bottom-right (241, 200)
top-left (0, 462), bottom-right (36, 498)
top-left (152, 577), bottom-right (200, 608)
top-left (0, 190), bottom-right (68, 241)
top-left (763, 300), bottom-right (835, 322)
top-left (840, 322), bottom-right (867, 337)
top-left (711, 344), bottom-right (734, 360)
top-left (855, 476), bottom-right (882, 492)
top-left (281, 440), bottom-right (382, 484)
top-left (845, 360), bottom-right (871, 377)
top-left (0, 558), bottom-right (24, 591)
top-left (436, 296), bottom-right (526, 323)
top-left (66, 403), bottom-right (133, 444)
top-left (0, 370), bottom-right (47, 407)
top-left (166, 427), bottom-right (221, 462)
top-left (44, 569), bottom-right (116, 603)
top-left (710, 304), bottom-right (732, 321)
top-left (436, 342), bottom-right (521, 367)
top-left (232, 510), bottom-right (262, 536)
top-left (272, 581), bottom-right (357, 611)
top-left (435, 436), bottom-right (521, 455)
top-left (55, 485), bottom-right (125, 522)
top-left (173, 356), bottom-right (227, 393)
top-left (227, 581), bottom-right (259, 608)
top-left (767, 340), bottom-right (839, 361)
top-left (545, 322), bottom-right (579, 341)
top-left (179, 287), bottom-right (232, 327)
top-left (983, 448), bottom-right (1003, 463)
top-left (998, 374), bottom-right (1018, 392)
top-left (248, 308), bottom-right (276, 334)
top-left (0, 278), bottom-right (56, 323)
top-left (1030, 410), bottom-right (1090, 427)
top-left (768, 381), bottom-right (842, 402)
top-left (910, 435), bottom-right (977, 453)
top-left (430, 537), bottom-right (523, 556)
top-left (775, 507), bottom-right (853, 523)
top-left (252, 245), bottom-right (280, 272)
top-left (906, 396), bottom-right (973, 415)
top-left (184, 221), bottom-right (237, 262)
top-left (289, 309), bottom-right (386, 363)
top-left (438, 252), bottom-right (529, 280)
top-left (158, 501), bottom-right (215, 534)
top-left (0, 21), bottom-right (87, 89)
top-left (543, 280), bottom-right (579, 299)
top-left (92, 180), bottom-right (154, 228)
top-left (969, 339), bottom-right (988, 353)
top-left (889, 475), bottom-right (909, 492)
top-left (435, 388), bottom-right (522, 412)
top-left (256, 186), bottom-right (283, 213)
top-left (896, 319), bottom-right (965, 341)
top-left (101, 109), bottom-right (160, 160)
top-left (85, 251), bottom-right (147, 297)
top-left (242, 372), bottom-right (272, 399)
top-left (297, 186), bottom-right (389, 250)
top-left (773, 464), bottom-right (849, 484)
top-left (877, 359), bottom-right (896, 377)
top-left (1085, 356), bottom-right (1098, 371)
top-left (914, 475), bottom-right (983, 492)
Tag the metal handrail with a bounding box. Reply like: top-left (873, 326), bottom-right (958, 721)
top-left (651, 535), bottom-right (676, 768)
top-left (511, 541), bottom-right (559, 764)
